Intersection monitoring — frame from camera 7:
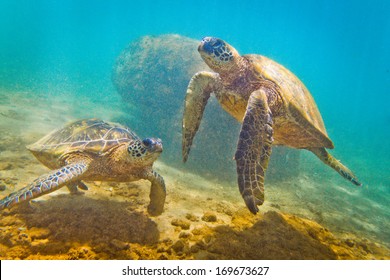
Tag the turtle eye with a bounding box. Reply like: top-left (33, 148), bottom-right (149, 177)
top-left (211, 39), bottom-right (222, 49)
top-left (142, 138), bottom-right (153, 147)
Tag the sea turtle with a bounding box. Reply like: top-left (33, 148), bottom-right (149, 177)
top-left (182, 37), bottom-right (361, 214)
top-left (0, 119), bottom-right (166, 216)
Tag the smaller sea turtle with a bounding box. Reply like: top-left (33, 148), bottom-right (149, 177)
top-left (182, 37), bottom-right (361, 214)
top-left (0, 119), bottom-right (166, 216)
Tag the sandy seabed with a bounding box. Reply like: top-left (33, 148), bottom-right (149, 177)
top-left (0, 89), bottom-right (389, 260)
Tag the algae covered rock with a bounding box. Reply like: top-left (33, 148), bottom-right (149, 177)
top-left (202, 212), bottom-right (217, 223)
top-left (113, 34), bottom-right (203, 108)
top-left (112, 34), bottom-right (300, 181)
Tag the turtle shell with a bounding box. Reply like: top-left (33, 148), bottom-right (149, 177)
top-left (28, 119), bottom-right (139, 167)
top-left (246, 54), bottom-right (334, 149)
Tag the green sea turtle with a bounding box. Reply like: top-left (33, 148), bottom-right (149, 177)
top-left (0, 119), bottom-right (166, 216)
top-left (182, 37), bottom-right (361, 214)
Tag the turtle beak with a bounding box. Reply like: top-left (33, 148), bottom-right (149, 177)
top-left (150, 138), bottom-right (163, 153)
top-left (198, 37), bottom-right (212, 54)
top-left (198, 40), bottom-right (204, 52)
top-left (153, 138), bottom-right (163, 153)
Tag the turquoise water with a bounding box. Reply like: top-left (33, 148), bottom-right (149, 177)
top-left (0, 0), bottom-right (389, 253)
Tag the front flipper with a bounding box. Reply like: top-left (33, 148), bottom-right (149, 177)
top-left (182, 71), bottom-right (220, 162)
top-left (0, 162), bottom-right (89, 210)
top-left (235, 88), bottom-right (274, 214)
top-left (144, 170), bottom-right (166, 216)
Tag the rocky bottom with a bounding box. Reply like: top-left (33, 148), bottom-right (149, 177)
top-left (0, 168), bottom-right (389, 260)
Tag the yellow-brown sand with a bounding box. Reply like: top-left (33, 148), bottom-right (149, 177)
top-left (0, 161), bottom-right (389, 260)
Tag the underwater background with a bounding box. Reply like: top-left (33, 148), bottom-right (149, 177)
top-left (0, 0), bottom-right (389, 259)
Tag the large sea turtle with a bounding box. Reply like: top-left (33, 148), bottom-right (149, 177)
top-left (182, 37), bottom-right (361, 214)
top-left (0, 119), bottom-right (166, 216)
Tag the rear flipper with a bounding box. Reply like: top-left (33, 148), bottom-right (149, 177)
top-left (67, 181), bottom-right (89, 194)
top-left (0, 163), bottom-right (88, 210)
top-left (308, 147), bottom-right (361, 186)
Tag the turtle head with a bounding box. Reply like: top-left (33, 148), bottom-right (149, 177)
top-left (127, 138), bottom-right (163, 165)
top-left (198, 37), bottom-right (240, 73)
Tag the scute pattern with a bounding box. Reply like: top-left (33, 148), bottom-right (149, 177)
top-left (29, 119), bottom-right (139, 155)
